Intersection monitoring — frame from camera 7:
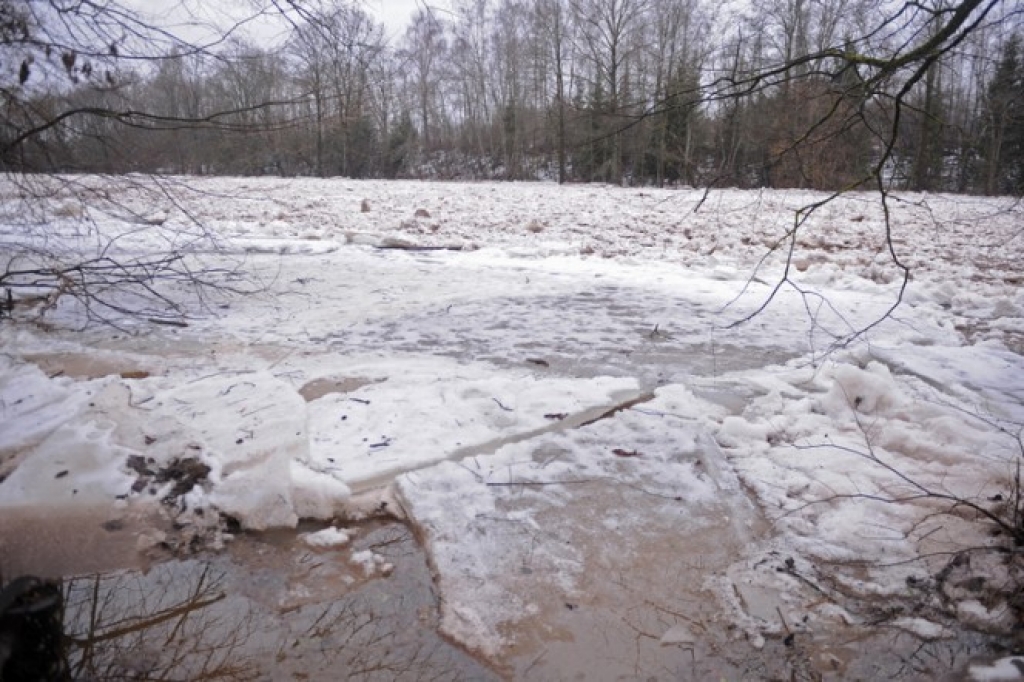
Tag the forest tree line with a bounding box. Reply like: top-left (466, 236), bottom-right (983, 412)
top-left (2, 0), bottom-right (1023, 194)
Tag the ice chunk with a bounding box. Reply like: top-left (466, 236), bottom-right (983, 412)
top-left (968, 657), bottom-right (1024, 681)
top-left (302, 527), bottom-right (350, 548)
top-left (290, 462), bottom-right (351, 520)
top-left (821, 361), bottom-right (904, 417)
top-left (159, 371), bottom-right (307, 530)
top-left (892, 617), bottom-right (950, 640)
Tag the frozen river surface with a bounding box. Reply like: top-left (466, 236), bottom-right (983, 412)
top-left (1, 177), bottom-right (1022, 679)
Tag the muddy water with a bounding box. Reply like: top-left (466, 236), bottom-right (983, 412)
top-left (0, 505), bottom-right (148, 579)
top-left (13, 513), bottom-right (1002, 682)
top-left (57, 522), bottom-right (499, 681)
top-left (464, 467), bottom-right (994, 681)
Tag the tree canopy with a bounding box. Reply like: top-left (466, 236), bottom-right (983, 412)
top-left (0, 0), bottom-right (1021, 194)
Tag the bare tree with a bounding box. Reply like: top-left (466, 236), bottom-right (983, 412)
top-left (534, 0), bottom-right (573, 183)
top-left (287, 3), bottom-right (385, 178)
top-left (449, 0), bottom-right (496, 168)
top-left (400, 8), bottom-right (450, 158)
top-left (5, 0), bottom-right (1016, 191)
top-left (699, 0), bottom-right (1021, 341)
top-left (646, 0), bottom-right (707, 186)
top-left (982, 31), bottom-right (1024, 194)
top-left (571, 0), bottom-right (650, 183)
top-left (0, 0), bottom-right (306, 328)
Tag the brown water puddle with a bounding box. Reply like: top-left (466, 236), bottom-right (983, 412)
top-left (20, 340), bottom-right (299, 381)
top-left (298, 376), bottom-right (383, 402)
top-left (49, 522), bottom-right (499, 681)
top-left (492, 484), bottom-right (1004, 681)
top-left (0, 505), bottom-right (149, 579)
top-left (22, 352), bottom-right (154, 380)
top-left (3, 510), bottom-right (1006, 682)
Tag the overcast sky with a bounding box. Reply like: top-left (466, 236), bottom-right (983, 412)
top-left (367, 0), bottom-right (454, 38)
top-left (119, 0), bottom-right (454, 49)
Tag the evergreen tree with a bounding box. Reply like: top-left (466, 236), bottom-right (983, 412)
top-left (983, 34), bottom-right (1024, 195)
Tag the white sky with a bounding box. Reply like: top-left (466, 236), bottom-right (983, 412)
top-left (120, 0), bottom-right (454, 49)
top-left (366, 0), bottom-right (455, 39)
top-left (367, 0), bottom-right (422, 36)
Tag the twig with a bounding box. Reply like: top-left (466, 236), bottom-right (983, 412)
top-left (493, 398), bottom-right (513, 412)
top-left (486, 479), bottom-right (599, 487)
top-left (147, 317), bottom-right (188, 328)
top-left (776, 606), bottom-right (791, 634)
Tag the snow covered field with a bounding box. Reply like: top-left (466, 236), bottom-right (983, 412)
top-left (1, 176), bottom-right (1022, 678)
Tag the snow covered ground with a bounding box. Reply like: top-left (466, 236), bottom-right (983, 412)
top-left (1, 176), bottom-right (1022, 678)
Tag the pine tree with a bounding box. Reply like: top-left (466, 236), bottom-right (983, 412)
top-left (983, 34), bottom-right (1024, 195)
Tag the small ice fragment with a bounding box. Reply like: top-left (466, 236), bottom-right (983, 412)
top-left (659, 624), bottom-right (696, 646)
top-left (968, 656), bottom-right (1024, 681)
top-left (350, 549), bottom-right (393, 576)
top-left (892, 617), bottom-right (950, 640)
top-left (302, 527), bottom-right (351, 548)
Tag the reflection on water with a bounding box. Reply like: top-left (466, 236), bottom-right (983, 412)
top-left (2, 519), bottom-right (1011, 681)
top-left (59, 523), bottom-right (498, 681)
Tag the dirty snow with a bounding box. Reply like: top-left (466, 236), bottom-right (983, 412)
top-left (0, 176), bottom-right (1022, 676)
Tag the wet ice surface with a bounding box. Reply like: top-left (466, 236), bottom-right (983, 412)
top-left (2, 178), bottom-right (1023, 680)
top-left (394, 387), bottom-right (765, 674)
top-left (321, 281), bottom-right (796, 382)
